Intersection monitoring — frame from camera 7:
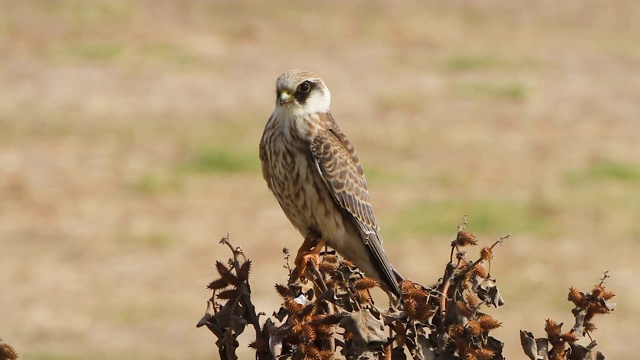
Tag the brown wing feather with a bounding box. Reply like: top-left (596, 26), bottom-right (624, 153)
top-left (310, 114), bottom-right (401, 296)
top-left (259, 115), bottom-right (274, 193)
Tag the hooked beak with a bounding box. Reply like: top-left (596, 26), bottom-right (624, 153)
top-left (279, 90), bottom-right (293, 106)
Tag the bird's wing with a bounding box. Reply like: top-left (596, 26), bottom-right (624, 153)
top-left (310, 113), bottom-right (401, 296)
top-left (259, 118), bottom-right (273, 192)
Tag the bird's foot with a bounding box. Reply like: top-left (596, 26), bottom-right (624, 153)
top-left (291, 237), bottom-right (327, 282)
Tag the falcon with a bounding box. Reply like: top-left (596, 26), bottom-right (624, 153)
top-left (259, 69), bottom-right (404, 297)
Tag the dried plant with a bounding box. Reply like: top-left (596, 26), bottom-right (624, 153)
top-left (198, 222), bottom-right (614, 360)
top-left (520, 272), bottom-right (615, 360)
top-left (0, 338), bottom-right (18, 360)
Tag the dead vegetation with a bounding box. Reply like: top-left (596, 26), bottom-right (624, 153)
top-left (197, 223), bottom-right (615, 359)
top-left (520, 272), bottom-right (615, 360)
top-left (0, 339), bottom-right (18, 360)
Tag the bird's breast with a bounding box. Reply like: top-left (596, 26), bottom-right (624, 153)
top-left (264, 129), bottom-right (347, 242)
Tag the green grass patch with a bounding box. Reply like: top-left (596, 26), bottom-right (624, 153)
top-left (117, 228), bottom-right (176, 249)
top-left (52, 1), bottom-right (134, 26)
top-left (181, 147), bottom-right (259, 174)
top-left (363, 164), bottom-right (415, 184)
top-left (439, 54), bottom-right (540, 72)
top-left (564, 160), bottom-right (640, 184)
top-left (455, 82), bottom-right (528, 101)
top-left (141, 43), bottom-right (200, 66)
top-left (385, 198), bottom-right (559, 238)
top-left (441, 54), bottom-right (506, 71)
top-left (47, 42), bottom-right (126, 62)
top-left (128, 171), bottom-right (184, 195)
top-left (373, 92), bottom-right (428, 113)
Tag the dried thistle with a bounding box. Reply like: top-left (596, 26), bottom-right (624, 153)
top-left (354, 277), bottom-right (378, 290)
top-left (455, 230), bottom-right (478, 246)
top-left (0, 341), bottom-right (18, 360)
top-left (215, 261), bottom-right (239, 287)
top-left (545, 319), bottom-right (562, 339)
top-left (274, 283), bottom-right (289, 298)
top-left (477, 314), bottom-right (502, 331)
top-left (480, 246), bottom-right (493, 261)
top-left (472, 263), bottom-right (489, 279)
top-left (568, 287), bottom-right (585, 307)
top-left (471, 347), bottom-right (495, 360)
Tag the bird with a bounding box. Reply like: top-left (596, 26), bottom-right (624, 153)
top-left (259, 69), bottom-right (403, 297)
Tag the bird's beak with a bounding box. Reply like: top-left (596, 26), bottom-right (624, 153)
top-left (279, 90), bottom-right (293, 106)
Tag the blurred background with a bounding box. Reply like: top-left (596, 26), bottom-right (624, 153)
top-left (1, 0), bottom-right (639, 359)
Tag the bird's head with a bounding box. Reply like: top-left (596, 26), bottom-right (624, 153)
top-left (274, 69), bottom-right (331, 117)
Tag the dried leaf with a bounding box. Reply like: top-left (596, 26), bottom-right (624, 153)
top-left (196, 299), bottom-right (216, 328)
top-left (216, 261), bottom-right (240, 286)
top-left (486, 336), bottom-right (505, 359)
top-left (476, 279), bottom-right (505, 308)
top-left (217, 289), bottom-right (239, 300)
top-left (339, 309), bottom-right (388, 355)
top-left (208, 278), bottom-right (229, 290)
top-left (238, 260), bottom-right (252, 282)
top-left (568, 340), bottom-right (604, 360)
top-left (571, 309), bottom-right (586, 336)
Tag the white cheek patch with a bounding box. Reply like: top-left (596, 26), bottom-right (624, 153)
top-left (303, 89), bottom-right (331, 114)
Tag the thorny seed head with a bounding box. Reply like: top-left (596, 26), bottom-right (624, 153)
top-left (248, 338), bottom-right (269, 352)
top-left (455, 230), bottom-right (478, 247)
top-left (471, 347), bottom-right (496, 360)
top-left (477, 314), bottom-right (502, 330)
top-left (314, 323), bottom-right (333, 339)
top-left (587, 303), bottom-right (611, 316)
top-left (466, 292), bottom-right (480, 309)
top-left (480, 246), bottom-right (493, 261)
top-left (560, 332), bottom-right (579, 343)
top-left (415, 301), bottom-right (436, 322)
top-left (404, 298), bottom-right (417, 318)
top-left (448, 324), bottom-right (465, 338)
top-left (568, 287), bottom-right (586, 307)
top-left (457, 300), bottom-right (474, 318)
top-left (319, 261), bottom-right (338, 273)
top-left (592, 284), bottom-right (615, 300)
top-left (473, 264), bottom-right (488, 279)
top-left (284, 297), bottom-right (304, 313)
top-left (584, 321), bottom-right (597, 333)
top-left (401, 280), bottom-right (429, 302)
top-left (341, 259), bottom-right (356, 268)
top-left (354, 277), bottom-right (378, 290)
top-left (544, 319), bottom-right (562, 338)
top-left (275, 284), bottom-right (289, 298)
top-left (302, 344), bottom-right (321, 359)
top-left (301, 323), bottom-right (316, 342)
top-left (466, 320), bottom-right (483, 336)
top-left (356, 289), bottom-right (373, 304)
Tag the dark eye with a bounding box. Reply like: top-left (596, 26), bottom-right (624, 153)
top-left (298, 81), bottom-right (311, 93)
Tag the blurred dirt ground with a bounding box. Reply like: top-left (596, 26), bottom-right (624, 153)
top-left (1, 1), bottom-right (639, 359)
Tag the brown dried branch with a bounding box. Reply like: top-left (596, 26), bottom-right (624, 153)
top-left (199, 222), bottom-right (613, 360)
top-left (520, 272), bottom-right (614, 360)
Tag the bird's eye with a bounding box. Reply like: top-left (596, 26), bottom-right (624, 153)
top-left (297, 81), bottom-right (311, 93)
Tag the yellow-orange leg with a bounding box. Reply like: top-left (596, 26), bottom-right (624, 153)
top-left (293, 237), bottom-right (327, 279)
